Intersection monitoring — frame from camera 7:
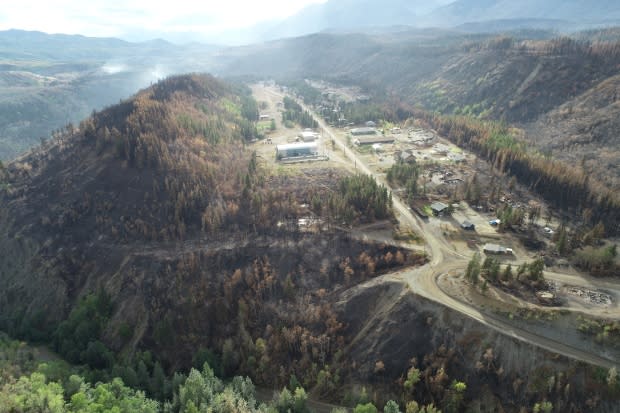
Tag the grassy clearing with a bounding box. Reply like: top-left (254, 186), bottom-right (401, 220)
top-left (221, 98), bottom-right (241, 116)
top-left (257, 120), bottom-right (273, 133)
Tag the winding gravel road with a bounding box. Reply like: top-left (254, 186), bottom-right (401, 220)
top-left (259, 85), bottom-right (620, 371)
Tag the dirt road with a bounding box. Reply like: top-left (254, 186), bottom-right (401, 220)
top-left (258, 85), bottom-right (619, 370)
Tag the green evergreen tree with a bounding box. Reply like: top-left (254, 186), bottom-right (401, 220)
top-left (384, 400), bottom-right (402, 413)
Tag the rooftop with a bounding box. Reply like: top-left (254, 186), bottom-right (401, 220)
top-left (276, 142), bottom-right (318, 151)
top-left (353, 135), bottom-right (395, 145)
top-left (431, 202), bottom-right (449, 212)
top-left (483, 243), bottom-right (512, 253)
top-left (350, 127), bottom-right (378, 135)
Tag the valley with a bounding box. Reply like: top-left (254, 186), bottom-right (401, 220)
top-left (1, 5), bottom-right (620, 411)
top-left (254, 83), bottom-right (620, 368)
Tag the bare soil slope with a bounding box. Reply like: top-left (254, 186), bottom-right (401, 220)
top-left (336, 279), bottom-right (620, 412)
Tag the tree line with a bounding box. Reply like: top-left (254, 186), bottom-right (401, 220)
top-left (310, 174), bottom-right (392, 225)
top-left (282, 97), bottom-right (318, 129)
top-left (386, 161), bottom-right (420, 203)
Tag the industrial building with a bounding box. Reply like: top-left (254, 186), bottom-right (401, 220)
top-left (298, 130), bottom-right (320, 142)
top-left (350, 127), bottom-right (378, 136)
top-left (353, 135), bottom-right (395, 146)
top-left (276, 142), bottom-right (319, 160)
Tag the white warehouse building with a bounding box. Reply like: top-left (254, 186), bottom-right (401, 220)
top-left (298, 131), bottom-right (320, 142)
top-left (276, 142), bottom-right (319, 160)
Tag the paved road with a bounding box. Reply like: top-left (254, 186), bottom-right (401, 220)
top-left (261, 85), bottom-right (619, 370)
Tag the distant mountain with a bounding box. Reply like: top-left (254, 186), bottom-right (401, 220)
top-left (0, 30), bottom-right (221, 160)
top-left (454, 18), bottom-right (574, 33)
top-left (425, 0), bottom-right (620, 28)
top-left (0, 29), bottom-right (220, 61)
top-left (255, 0), bottom-right (448, 41)
top-left (227, 0), bottom-right (620, 44)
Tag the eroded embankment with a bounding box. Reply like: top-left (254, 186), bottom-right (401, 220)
top-left (335, 278), bottom-right (618, 412)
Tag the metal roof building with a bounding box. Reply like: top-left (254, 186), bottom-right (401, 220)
top-left (298, 131), bottom-right (320, 142)
top-left (483, 243), bottom-right (513, 255)
top-left (276, 142), bottom-right (319, 159)
top-left (430, 202), bottom-right (449, 215)
top-left (350, 127), bottom-right (378, 136)
top-left (353, 135), bottom-right (395, 145)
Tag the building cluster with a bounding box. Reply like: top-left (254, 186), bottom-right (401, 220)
top-left (275, 128), bottom-right (321, 161)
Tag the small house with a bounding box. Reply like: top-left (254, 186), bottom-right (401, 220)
top-left (461, 221), bottom-right (475, 231)
top-left (430, 202), bottom-right (449, 216)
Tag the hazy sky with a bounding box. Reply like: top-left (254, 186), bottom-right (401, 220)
top-left (0, 0), bottom-right (327, 42)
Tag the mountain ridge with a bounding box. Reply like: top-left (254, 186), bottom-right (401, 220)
top-left (241, 0), bottom-right (620, 44)
top-left (428, 0), bottom-right (620, 27)
top-left (0, 29), bottom-right (221, 61)
top-left (0, 29), bottom-right (222, 161)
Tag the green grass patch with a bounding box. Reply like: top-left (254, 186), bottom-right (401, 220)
top-left (221, 98), bottom-right (241, 116)
top-left (381, 120), bottom-right (395, 131)
top-left (257, 120), bottom-right (272, 132)
top-left (486, 127), bottom-right (523, 152)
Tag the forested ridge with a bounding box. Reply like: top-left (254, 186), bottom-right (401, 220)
top-left (0, 74), bottom-right (429, 411)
